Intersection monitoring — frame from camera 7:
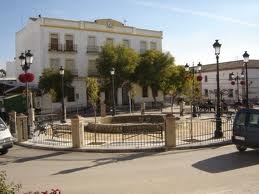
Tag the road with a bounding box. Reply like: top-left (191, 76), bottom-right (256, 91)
top-left (1, 145), bottom-right (259, 194)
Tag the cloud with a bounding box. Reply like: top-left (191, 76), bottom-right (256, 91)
top-left (134, 1), bottom-right (257, 27)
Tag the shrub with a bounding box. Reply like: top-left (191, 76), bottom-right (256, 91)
top-left (0, 171), bottom-right (22, 194)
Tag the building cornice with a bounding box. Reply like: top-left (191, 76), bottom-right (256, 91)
top-left (40, 24), bottom-right (163, 39)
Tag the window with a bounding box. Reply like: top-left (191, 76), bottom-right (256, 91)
top-left (49, 58), bottom-right (60, 70)
top-left (229, 73), bottom-right (233, 80)
top-left (205, 75), bottom-right (208, 82)
top-left (88, 59), bottom-right (98, 75)
top-left (106, 38), bottom-right (114, 44)
top-left (140, 41), bottom-right (147, 53)
top-left (235, 112), bottom-right (246, 126)
top-left (65, 34), bottom-right (74, 51)
top-left (150, 42), bottom-right (157, 50)
top-left (228, 89), bottom-right (234, 98)
top-left (50, 33), bottom-right (59, 50)
top-left (87, 36), bottom-right (98, 53)
top-left (248, 113), bottom-right (259, 126)
top-left (142, 86), bottom-right (148, 97)
top-left (88, 36), bottom-right (96, 46)
top-left (123, 39), bottom-right (130, 47)
top-left (65, 59), bottom-right (77, 75)
top-left (67, 87), bottom-right (75, 102)
top-left (204, 89), bottom-right (208, 97)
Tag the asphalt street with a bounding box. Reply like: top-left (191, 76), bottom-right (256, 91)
top-left (1, 145), bottom-right (259, 194)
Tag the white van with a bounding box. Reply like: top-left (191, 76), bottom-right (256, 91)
top-left (0, 117), bottom-right (13, 155)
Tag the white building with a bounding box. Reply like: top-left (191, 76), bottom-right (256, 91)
top-left (201, 60), bottom-right (259, 104)
top-left (14, 16), bottom-right (163, 111)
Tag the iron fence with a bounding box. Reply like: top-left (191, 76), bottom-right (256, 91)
top-left (28, 122), bottom-right (72, 148)
top-left (175, 117), bottom-right (233, 146)
top-left (83, 124), bottom-right (165, 150)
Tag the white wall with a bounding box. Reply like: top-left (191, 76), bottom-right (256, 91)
top-left (201, 68), bottom-right (259, 103)
top-left (13, 17), bottom-right (163, 110)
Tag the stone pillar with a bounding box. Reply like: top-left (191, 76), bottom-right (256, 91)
top-left (9, 111), bottom-right (16, 135)
top-left (117, 87), bottom-right (122, 106)
top-left (16, 114), bottom-right (28, 142)
top-left (165, 114), bottom-right (176, 149)
top-left (71, 115), bottom-right (85, 148)
top-left (100, 103), bottom-right (106, 117)
top-left (141, 102), bottom-right (145, 115)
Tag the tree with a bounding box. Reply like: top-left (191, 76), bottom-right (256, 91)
top-left (86, 77), bottom-right (100, 124)
top-left (134, 50), bottom-right (174, 102)
top-left (160, 65), bottom-right (188, 110)
top-left (182, 72), bottom-right (202, 103)
top-left (38, 68), bottom-right (74, 102)
top-left (97, 43), bottom-right (139, 103)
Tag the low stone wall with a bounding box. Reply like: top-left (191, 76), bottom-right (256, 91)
top-left (85, 115), bottom-right (165, 134)
top-left (100, 115), bottom-right (165, 124)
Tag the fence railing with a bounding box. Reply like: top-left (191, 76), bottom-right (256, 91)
top-left (83, 124), bottom-right (165, 149)
top-left (28, 122), bottom-right (72, 147)
top-left (175, 117), bottom-right (233, 146)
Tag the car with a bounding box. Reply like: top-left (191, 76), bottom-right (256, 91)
top-left (232, 108), bottom-right (259, 152)
top-left (0, 117), bottom-right (13, 155)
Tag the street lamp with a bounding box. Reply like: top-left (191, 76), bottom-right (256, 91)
top-left (213, 40), bottom-right (223, 138)
top-left (243, 51), bottom-right (250, 108)
top-left (110, 68), bottom-right (116, 116)
top-left (230, 71), bottom-right (244, 103)
top-left (184, 62), bottom-right (202, 117)
top-left (59, 66), bottom-right (66, 123)
top-left (18, 50), bottom-right (33, 138)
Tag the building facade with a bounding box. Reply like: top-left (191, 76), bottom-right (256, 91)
top-left (201, 60), bottom-right (259, 104)
top-left (14, 16), bottom-right (163, 111)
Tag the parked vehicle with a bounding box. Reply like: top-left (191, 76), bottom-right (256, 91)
top-left (0, 117), bottom-right (13, 155)
top-left (232, 108), bottom-right (259, 152)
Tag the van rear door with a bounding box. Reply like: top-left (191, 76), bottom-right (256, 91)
top-left (233, 110), bottom-right (247, 141)
top-left (246, 112), bottom-right (259, 147)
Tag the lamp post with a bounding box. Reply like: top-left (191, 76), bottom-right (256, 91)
top-left (243, 51), bottom-right (250, 109)
top-left (110, 68), bottom-right (116, 116)
top-left (230, 71), bottom-right (244, 103)
top-left (213, 40), bottom-right (223, 138)
top-left (59, 66), bottom-right (66, 123)
top-left (18, 50), bottom-right (33, 138)
top-left (184, 62), bottom-right (202, 117)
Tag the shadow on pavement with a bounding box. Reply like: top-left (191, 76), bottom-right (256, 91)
top-left (192, 149), bottom-right (259, 173)
top-left (52, 151), bottom-right (157, 175)
top-left (14, 151), bottom-right (70, 163)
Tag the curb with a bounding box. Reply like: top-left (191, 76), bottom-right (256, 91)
top-left (15, 140), bottom-right (232, 153)
top-left (14, 142), bottom-right (166, 153)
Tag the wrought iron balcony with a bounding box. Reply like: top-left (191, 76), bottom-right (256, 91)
top-left (64, 44), bottom-right (77, 52)
top-left (87, 46), bottom-right (100, 54)
top-left (48, 43), bottom-right (63, 52)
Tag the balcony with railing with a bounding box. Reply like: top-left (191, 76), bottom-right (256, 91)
top-left (71, 68), bottom-right (79, 76)
top-left (48, 43), bottom-right (63, 52)
top-left (86, 45), bottom-right (100, 54)
top-left (64, 44), bottom-right (77, 52)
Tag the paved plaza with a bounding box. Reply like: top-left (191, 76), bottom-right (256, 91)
top-left (2, 145), bottom-right (259, 193)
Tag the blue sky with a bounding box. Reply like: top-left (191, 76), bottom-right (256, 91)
top-left (1, 0), bottom-right (259, 69)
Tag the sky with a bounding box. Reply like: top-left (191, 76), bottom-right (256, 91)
top-left (1, 0), bottom-right (259, 69)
